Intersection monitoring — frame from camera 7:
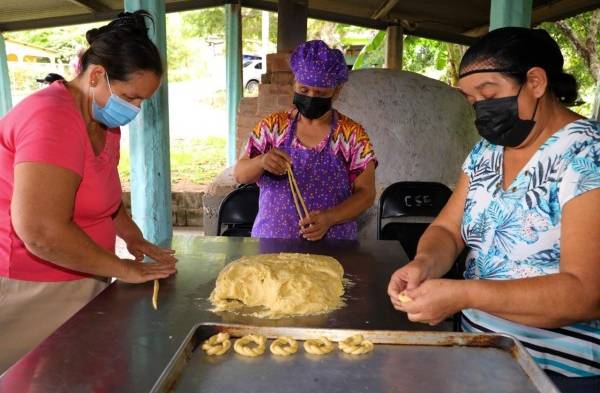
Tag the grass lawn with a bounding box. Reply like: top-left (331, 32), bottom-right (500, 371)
top-left (119, 136), bottom-right (227, 191)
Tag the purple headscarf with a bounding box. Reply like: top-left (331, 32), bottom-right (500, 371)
top-left (289, 40), bottom-right (348, 88)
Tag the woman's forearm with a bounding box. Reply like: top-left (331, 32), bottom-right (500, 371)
top-left (233, 156), bottom-right (264, 184)
top-left (112, 202), bottom-right (143, 242)
top-left (19, 220), bottom-right (128, 279)
top-left (414, 225), bottom-right (463, 278)
top-left (326, 163), bottom-right (376, 226)
top-left (326, 186), bottom-right (375, 226)
top-left (464, 273), bottom-right (600, 328)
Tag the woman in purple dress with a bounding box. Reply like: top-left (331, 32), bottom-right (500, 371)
top-left (234, 40), bottom-right (377, 241)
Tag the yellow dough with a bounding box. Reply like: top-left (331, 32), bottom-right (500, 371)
top-left (209, 253), bottom-right (345, 318)
top-left (202, 332), bottom-right (232, 356)
top-left (270, 336), bottom-right (299, 356)
top-left (398, 291), bottom-right (413, 303)
top-left (338, 334), bottom-right (374, 355)
top-left (303, 337), bottom-right (334, 355)
top-left (234, 335), bottom-right (267, 357)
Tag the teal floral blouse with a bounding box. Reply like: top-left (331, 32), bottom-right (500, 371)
top-left (460, 119), bottom-right (600, 377)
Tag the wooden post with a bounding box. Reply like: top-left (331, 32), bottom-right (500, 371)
top-left (489, 0), bottom-right (533, 30)
top-left (0, 33), bottom-right (12, 117)
top-left (124, 0), bottom-right (172, 247)
top-left (225, 2), bottom-right (242, 166)
top-left (384, 25), bottom-right (403, 70)
top-left (277, 0), bottom-right (308, 53)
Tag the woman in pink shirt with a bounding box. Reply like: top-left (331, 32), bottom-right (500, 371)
top-left (0, 11), bottom-right (176, 372)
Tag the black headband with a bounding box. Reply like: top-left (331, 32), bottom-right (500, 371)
top-left (458, 68), bottom-right (524, 79)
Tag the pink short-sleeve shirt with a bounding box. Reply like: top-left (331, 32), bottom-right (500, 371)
top-left (0, 82), bottom-right (122, 281)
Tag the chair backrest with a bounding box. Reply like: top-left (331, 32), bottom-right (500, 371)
top-left (377, 182), bottom-right (452, 258)
top-left (378, 181), bottom-right (452, 221)
top-left (217, 184), bottom-right (259, 237)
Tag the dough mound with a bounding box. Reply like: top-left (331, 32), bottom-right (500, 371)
top-left (209, 253), bottom-right (344, 318)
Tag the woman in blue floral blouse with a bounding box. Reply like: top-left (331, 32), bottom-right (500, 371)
top-left (387, 27), bottom-right (600, 392)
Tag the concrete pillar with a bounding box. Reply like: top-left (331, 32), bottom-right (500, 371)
top-left (261, 10), bottom-right (269, 62)
top-left (0, 34), bottom-right (12, 117)
top-left (225, 2), bottom-right (242, 165)
top-left (384, 25), bottom-right (403, 70)
top-left (489, 0), bottom-right (533, 30)
top-left (277, 0), bottom-right (308, 52)
top-left (124, 0), bottom-right (172, 247)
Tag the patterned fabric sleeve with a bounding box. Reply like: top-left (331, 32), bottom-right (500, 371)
top-left (332, 115), bottom-right (377, 183)
top-left (244, 112), bottom-right (289, 159)
top-left (558, 138), bottom-right (600, 209)
top-left (461, 138), bottom-right (488, 179)
top-left (349, 126), bottom-right (377, 183)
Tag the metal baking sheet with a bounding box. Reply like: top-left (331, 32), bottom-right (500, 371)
top-left (151, 323), bottom-right (559, 393)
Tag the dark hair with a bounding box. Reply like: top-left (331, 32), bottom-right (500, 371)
top-left (36, 73), bottom-right (65, 84)
top-left (459, 27), bottom-right (578, 105)
top-left (81, 10), bottom-right (163, 81)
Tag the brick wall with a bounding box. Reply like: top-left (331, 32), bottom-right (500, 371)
top-left (235, 52), bottom-right (295, 156)
top-left (122, 191), bottom-right (205, 227)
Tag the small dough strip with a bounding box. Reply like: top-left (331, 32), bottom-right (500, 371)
top-left (152, 279), bottom-right (159, 310)
top-left (286, 163), bottom-right (310, 221)
top-left (398, 291), bottom-right (413, 303)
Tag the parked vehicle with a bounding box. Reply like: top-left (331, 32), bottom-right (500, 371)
top-left (243, 57), bottom-right (264, 95)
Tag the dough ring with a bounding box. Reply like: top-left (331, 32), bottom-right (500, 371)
top-left (303, 336), bottom-right (334, 355)
top-left (202, 332), bottom-right (232, 356)
top-left (338, 334), bottom-right (374, 355)
top-left (270, 336), bottom-right (299, 356)
top-left (234, 335), bottom-right (267, 357)
top-left (398, 291), bottom-right (413, 303)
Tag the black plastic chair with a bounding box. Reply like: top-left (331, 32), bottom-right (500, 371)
top-left (377, 181), bottom-right (467, 331)
top-left (216, 184), bottom-right (259, 237)
top-left (377, 181), bottom-right (452, 260)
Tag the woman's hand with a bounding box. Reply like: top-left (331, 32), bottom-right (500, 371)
top-left (260, 148), bottom-right (291, 176)
top-left (299, 210), bottom-right (333, 241)
top-left (387, 258), bottom-right (431, 309)
top-left (125, 237), bottom-right (177, 264)
top-left (117, 237), bottom-right (177, 284)
top-left (118, 258), bottom-right (177, 284)
top-left (397, 279), bottom-right (468, 326)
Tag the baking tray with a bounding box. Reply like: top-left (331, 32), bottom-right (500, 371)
top-left (150, 323), bottom-right (559, 393)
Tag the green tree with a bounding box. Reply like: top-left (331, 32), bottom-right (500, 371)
top-left (541, 9), bottom-right (600, 119)
top-left (181, 7), bottom-right (277, 53)
top-left (181, 7), bottom-right (226, 38)
top-left (307, 19), bottom-right (346, 47)
top-left (352, 31), bottom-right (385, 69)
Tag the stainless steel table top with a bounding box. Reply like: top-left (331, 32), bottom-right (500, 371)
top-left (0, 236), bottom-right (448, 393)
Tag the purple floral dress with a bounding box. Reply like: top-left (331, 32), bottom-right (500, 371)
top-left (250, 111), bottom-right (374, 240)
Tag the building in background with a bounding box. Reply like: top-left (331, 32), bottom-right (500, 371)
top-left (5, 39), bottom-right (69, 103)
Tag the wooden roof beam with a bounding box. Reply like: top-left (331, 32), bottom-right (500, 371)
top-left (67, 0), bottom-right (112, 13)
top-left (372, 0), bottom-right (401, 20)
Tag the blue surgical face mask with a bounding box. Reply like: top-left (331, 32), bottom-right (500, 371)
top-left (92, 74), bottom-right (141, 128)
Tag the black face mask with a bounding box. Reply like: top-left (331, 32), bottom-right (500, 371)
top-left (293, 93), bottom-right (332, 120)
top-left (473, 87), bottom-right (540, 147)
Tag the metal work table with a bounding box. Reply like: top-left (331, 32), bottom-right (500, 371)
top-left (0, 236), bottom-right (443, 393)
